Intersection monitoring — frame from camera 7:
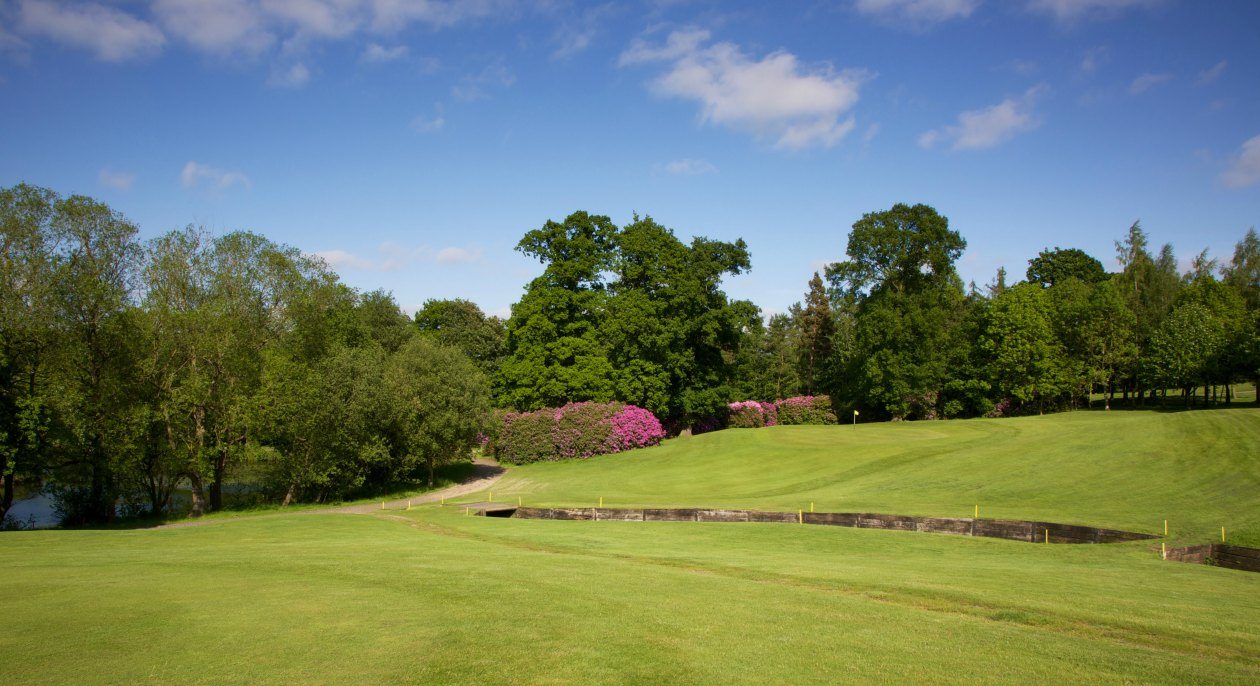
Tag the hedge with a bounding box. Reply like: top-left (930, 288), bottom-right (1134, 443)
top-left (493, 401), bottom-right (666, 465)
top-left (728, 400), bottom-right (777, 428)
top-left (726, 395), bottom-right (838, 428)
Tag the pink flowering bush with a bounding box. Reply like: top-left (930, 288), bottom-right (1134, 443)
top-left (493, 401), bottom-right (665, 464)
top-left (775, 395), bottom-right (838, 425)
top-left (728, 400), bottom-right (777, 428)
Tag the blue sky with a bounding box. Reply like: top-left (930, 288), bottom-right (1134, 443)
top-left (1, 0), bottom-right (1258, 317)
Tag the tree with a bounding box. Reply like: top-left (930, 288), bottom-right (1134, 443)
top-left (0, 184), bottom-right (60, 523)
top-left (982, 284), bottom-right (1070, 413)
top-left (794, 273), bottom-right (835, 394)
top-left (1026, 247), bottom-right (1106, 288)
top-left (386, 337), bottom-right (491, 487)
top-left (414, 298), bottom-right (505, 375)
top-left (733, 313), bottom-right (803, 402)
top-left (827, 204), bottom-right (969, 419)
top-left (1145, 302), bottom-right (1228, 406)
top-left (1114, 221), bottom-right (1180, 402)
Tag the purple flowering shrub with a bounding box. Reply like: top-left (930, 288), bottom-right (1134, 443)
top-left (728, 400), bottom-right (777, 428)
top-left (493, 401), bottom-right (666, 464)
top-left (775, 395), bottom-right (838, 425)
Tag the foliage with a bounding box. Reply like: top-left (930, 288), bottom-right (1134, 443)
top-left (728, 400), bottom-right (777, 428)
top-left (493, 401), bottom-right (665, 464)
top-left (774, 395), bottom-right (838, 425)
top-left (1026, 247), bottom-right (1106, 287)
top-left (414, 298), bottom-right (506, 375)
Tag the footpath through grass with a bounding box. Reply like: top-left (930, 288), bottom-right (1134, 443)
top-left (2, 508), bottom-right (1258, 684)
top-left (484, 408), bottom-right (1260, 546)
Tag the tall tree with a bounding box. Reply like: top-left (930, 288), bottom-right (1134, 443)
top-left (1027, 247), bottom-right (1106, 288)
top-left (827, 203), bottom-right (969, 419)
top-left (793, 273), bottom-right (834, 394)
top-left (414, 298), bottom-right (505, 375)
top-left (982, 284), bottom-right (1070, 413)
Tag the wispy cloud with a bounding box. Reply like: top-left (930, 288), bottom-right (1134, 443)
top-left (18, 0), bottom-right (165, 62)
top-left (920, 84), bottom-right (1047, 151)
top-left (412, 110), bottom-right (445, 133)
top-left (852, 0), bottom-right (981, 29)
top-left (361, 42), bottom-right (408, 63)
top-left (1221, 134), bottom-right (1260, 189)
top-left (1196, 60), bottom-right (1227, 86)
top-left (450, 61), bottom-right (515, 101)
top-left (314, 243), bottom-right (484, 272)
top-left (98, 167), bottom-right (135, 191)
top-left (1080, 46), bottom-right (1107, 73)
top-left (1128, 72), bottom-right (1171, 95)
top-left (1027, 0), bottom-right (1160, 22)
top-left (620, 29), bottom-right (869, 150)
top-left (661, 158), bottom-right (718, 176)
top-left (180, 161), bottom-right (250, 190)
top-left (551, 4), bottom-right (614, 60)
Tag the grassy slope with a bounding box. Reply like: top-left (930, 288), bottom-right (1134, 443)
top-left (3, 409), bottom-right (1259, 684)
top-left (485, 408), bottom-right (1260, 545)
top-left (2, 510), bottom-right (1258, 685)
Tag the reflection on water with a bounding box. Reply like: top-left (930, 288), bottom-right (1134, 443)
top-left (5, 492), bottom-right (59, 529)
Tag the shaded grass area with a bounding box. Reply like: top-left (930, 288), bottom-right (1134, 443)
top-left (483, 409), bottom-right (1260, 546)
top-left (2, 509), bottom-right (1257, 685)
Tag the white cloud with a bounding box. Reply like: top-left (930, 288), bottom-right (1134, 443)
top-left (450, 61), bottom-right (514, 101)
top-left (620, 29), bottom-right (869, 150)
top-left (361, 42), bottom-right (407, 62)
top-left (18, 0), bottom-right (165, 62)
top-left (1197, 60), bottom-right (1227, 85)
top-left (412, 112), bottom-right (445, 133)
top-left (268, 61), bottom-right (310, 87)
top-left (98, 167), bottom-right (135, 191)
top-left (662, 158), bottom-right (718, 175)
top-left (861, 122), bottom-right (881, 143)
top-left (1128, 72), bottom-right (1171, 95)
top-left (551, 4), bottom-right (613, 60)
top-left (314, 243), bottom-right (482, 271)
top-left (920, 84), bottom-right (1046, 151)
top-left (1221, 134), bottom-right (1260, 189)
top-left (153, 0), bottom-right (273, 56)
top-left (853, 0), bottom-right (981, 28)
top-left (180, 161), bottom-right (251, 190)
top-left (435, 246), bottom-right (482, 264)
top-left (1027, 0), bottom-right (1159, 22)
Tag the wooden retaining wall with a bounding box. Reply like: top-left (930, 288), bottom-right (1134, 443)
top-left (507, 507), bottom-right (1155, 544)
top-left (1165, 543), bottom-right (1260, 573)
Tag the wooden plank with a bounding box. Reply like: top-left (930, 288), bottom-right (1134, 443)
top-left (917, 518), bottom-right (971, 535)
top-left (643, 508), bottom-right (698, 522)
top-left (696, 509), bottom-right (750, 523)
top-left (749, 510), bottom-right (798, 523)
top-left (595, 508), bottom-right (643, 521)
top-left (1217, 544), bottom-right (1260, 560)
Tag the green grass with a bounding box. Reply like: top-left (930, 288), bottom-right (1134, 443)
top-left (2, 508), bottom-right (1257, 684)
top-left (2, 409), bottom-right (1259, 684)
top-left (484, 408), bottom-right (1260, 545)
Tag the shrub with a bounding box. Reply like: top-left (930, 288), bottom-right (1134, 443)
top-left (493, 402), bottom-right (665, 464)
top-left (495, 409), bottom-right (555, 465)
top-left (774, 395), bottom-right (838, 425)
top-left (728, 400), bottom-right (777, 428)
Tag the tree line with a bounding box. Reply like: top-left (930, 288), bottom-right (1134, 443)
top-left (2, 185), bottom-right (1257, 524)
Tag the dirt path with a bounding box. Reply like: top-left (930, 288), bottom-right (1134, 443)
top-left (154, 457), bottom-right (504, 529)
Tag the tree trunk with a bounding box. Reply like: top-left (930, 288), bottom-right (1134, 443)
top-left (188, 472), bottom-right (206, 517)
top-left (210, 447), bottom-right (228, 512)
top-left (1, 471), bottom-right (14, 524)
top-left (1106, 380), bottom-right (1114, 411)
top-left (281, 484), bottom-right (295, 507)
top-left (427, 459), bottom-right (435, 488)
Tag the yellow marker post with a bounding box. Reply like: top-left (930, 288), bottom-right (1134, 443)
top-left (852, 409), bottom-right (859, 427)
top-left (974, 504), bottom-right (979, 519)
top-left (599, 496), bottom-right (603, 508)
top-left (440, 497), bottom-right (445, 507)
top-left (1164, 519), bottom-right (1168, 537)
top-left (798, 509), bottom-right (803, 524)
top-left (407, 500), bottom-right (412, 511)
top-left (1044, 528), bottom-right (1049, 544)
top-left (380, 501), bottom-right (385, 510)
top-left (810, 502), bottom-right (815, 513)
top-left (1222, 526), bottom-right (1226, 543)
top-left (489, 492), bottom-right (493, 502)
top-left (1162, 542), bottom-right (1167, 559)
top-left (518, 496), bottom-right (522, 506)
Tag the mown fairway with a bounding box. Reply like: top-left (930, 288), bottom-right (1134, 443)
top-left (2, 409), bottom-right (1259, 685)
top-left (488, 408), bottom-right (1260, 546)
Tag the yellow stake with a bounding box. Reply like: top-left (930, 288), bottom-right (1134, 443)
top-left (380, 501), bottom-right (385, 510)
top-left (407, 500), bottom-right (412, 511)
top-left (1164, 519), bottom-right (1168, 537)
top-left (1222, 526), bottom-right (1226, 543)
top-left (798, 509), bottom-right (803, 524)
top-left (440, 497), bottom-right (445, 507)
top-left (1044, 528), bottom-right (1049, 544)
top-left (810, 502), bottom-right (814, 513)
top-left (599, 496), bottom-right (603, 508)
top-left (518, 496), bottom-right (522, 506)
top-left (974, 504), bottom-right (979, 519)
top-left (1161, 542), bottom-right (1167, 559)
top-left (489, 491), bottom-right (493, 502)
